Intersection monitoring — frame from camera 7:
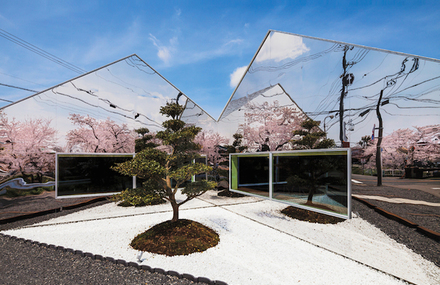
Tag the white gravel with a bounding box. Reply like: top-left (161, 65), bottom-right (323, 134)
top-left (3, 191), bottom-right (440, 285)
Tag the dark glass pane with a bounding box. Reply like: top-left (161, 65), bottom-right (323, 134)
top-left (57, 154), bottom-right (133, 197)
top-left (273, 153), bottom-right (348, 215)
top-left (236, 156), bottom-right (269, 197)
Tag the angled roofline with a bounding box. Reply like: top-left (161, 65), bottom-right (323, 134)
top-left (218, 29), bottom-right (440, 121)
top-left (1, 54), bottom-right (135, 111)
top-left (218, 30), bottom-right (272, 121)
top-left (133, 57), bottom-right (217, 122)
top-left (271, 29), bottom-right (440, 63)
top-left (0, 54), bottom-right (217, 122)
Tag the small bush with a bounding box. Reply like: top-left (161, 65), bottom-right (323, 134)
top-left (111, 187), bottom-right (165, 207)
top-left (2, 186), bottom-right (51, 198)
top-left (351, 166), bottom-right (363, 174)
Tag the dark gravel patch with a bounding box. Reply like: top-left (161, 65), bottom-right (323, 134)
top-left (353, 183), bottom-right (440, 203)
top-left (0, 194), bottom-right (215, 285)
top-left (352, 184), bottom-right (440, 233)
top-left (0, 199), bottom-right (111, 231)
top-left (0, 234), bottom-right (202, 285)
top-left (0, 191), bottom-right (106, 220)
top-left (351, 184), bottom-right (440, 267)
top-left (352, 199), bottom-right (440, 267)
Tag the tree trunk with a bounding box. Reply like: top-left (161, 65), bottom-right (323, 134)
top-left (376, 90), bottom-right (384, 186)
top-left (171, 200), bottom-right (179, 222)
top-left (307, 187), bottom-right (316, 203)
top-left (36, 172), bottom-right (43, 183)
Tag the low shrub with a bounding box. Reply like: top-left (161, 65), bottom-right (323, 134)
top-left (111, 187), bottom-right (165, 207)
top-left (2, 186), bottom-right (52, 198)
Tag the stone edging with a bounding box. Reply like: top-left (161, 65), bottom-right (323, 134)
top-left (352, 196), bottom-right (440, 241)
top-left (0, 232), bottom-right (228, 285)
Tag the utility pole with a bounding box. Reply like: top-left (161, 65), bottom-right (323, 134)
top-left (339, 46), bottom-right (348, 145)
top-left (375, 89), bottom-right (384, 186)
top-left (339, 45), bottom-right (354, 147)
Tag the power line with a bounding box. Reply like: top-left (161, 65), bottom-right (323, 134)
top-left (0, 29), bottom-right (86, 74)
top-left (0, 82), bottom-right (38, 93)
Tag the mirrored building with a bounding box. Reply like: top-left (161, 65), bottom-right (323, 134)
top-left (220, 30), bottom-right (440, 147)
top-left (0, 30), bottom-right (439, 192)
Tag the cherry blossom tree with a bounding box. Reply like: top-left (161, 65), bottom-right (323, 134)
top-left (194, 130), bottom-right (229, 167)
top-left (66, 114), bottom-right (135, 153)
top-left (412, 125), bottom-right (440, 165)
top-left (239, 100), bottom-right (306, 151)
top-left (0, 112), bottom-right (58, 182)
top-left (364, 125), bottom-right (440, 170)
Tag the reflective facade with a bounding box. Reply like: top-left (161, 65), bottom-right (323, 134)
top-left (0, 30), bottom-right (439, 199)
top-left (56, 153), bottom-right (134, 198)
top-left (230, 149), bottom-right (351, 219)
top-left (219, 30), bottom-right (440, 144)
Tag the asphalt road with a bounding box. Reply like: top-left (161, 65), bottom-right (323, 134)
top-left (352, 174), bottom-right (440, 198)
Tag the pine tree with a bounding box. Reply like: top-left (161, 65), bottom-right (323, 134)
top-left (288, 119), bottom-right (338, 203)
top-left (112, 102), bottom-right (216, 221)
top-left (291, 119), bottom-right (335, 150)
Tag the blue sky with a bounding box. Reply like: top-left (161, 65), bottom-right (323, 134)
top-left (1, 0), bottom-right (440, 119)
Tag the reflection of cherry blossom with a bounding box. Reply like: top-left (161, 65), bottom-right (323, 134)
top-left (364, 125), bottom-right (440, 169)
top-left (0, 112), bottom-right (58, 181)
top-left (239, 100), bottom-right (306, 151)
top-left (195, 130), bottom-right (229, 167)
top-left (66, 114), bottom-right (135, 153)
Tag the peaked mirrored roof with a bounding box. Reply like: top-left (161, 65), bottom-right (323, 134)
top-left (2, 30), bottom-right (439, 148)
top-left (1, 54), bottom-right (215, 147)
top-left (220, 30), bottom-right (440, 143)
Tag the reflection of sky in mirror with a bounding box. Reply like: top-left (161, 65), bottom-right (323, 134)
top-left (2, 31), bottom-right (439, 147)
top-left (181, 99), bottom-right (217, 132)
top-left (221, 31), bottom-right (440, 143)
top-left (1, 55), bottom-right (194, 147)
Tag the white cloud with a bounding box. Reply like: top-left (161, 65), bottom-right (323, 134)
top-left (150, 34), bottom-right (178, 64)
top-left (256, 32), bottom-right (310, 63)
top-left (230, 65), bottom-right (248, 88)
top-left (175, 7), bottom-right (181, 17)
top-left (149, 34), bottom-right (174, 65)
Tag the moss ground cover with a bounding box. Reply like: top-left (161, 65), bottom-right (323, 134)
top-left (281, 206), bottom-right (344, 224)
top-left (131, 219), bottom-right (219, 256)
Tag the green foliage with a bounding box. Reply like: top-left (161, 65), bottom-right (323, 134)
top-left (287, 119), bottom-right (338, 203)
top-left (223, 133), bottom-right (248, 154)
top-left (112, 148), bottom-right (167, 179)
top-left (134, 128), bottom-right (158, 152)
top-left (159, 102), bottom-right (184, 119)
top-left (112, 101), bottom-right (215, 221)
top-left (291, 119), bottom-right (335, 149)
top-left (352, 165), bottom-right (363, 174)
top-left (182, 180), bottom-right (217, 196)
top-left (2, 186), bottom-right (52, 198)
top-left (111, 187), bottom-right (165, 207)
top-left (358, 135), bottom-right (372, 148)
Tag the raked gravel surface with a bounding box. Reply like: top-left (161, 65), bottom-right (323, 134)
top-left (3, 191), bottom-right (439, 285)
